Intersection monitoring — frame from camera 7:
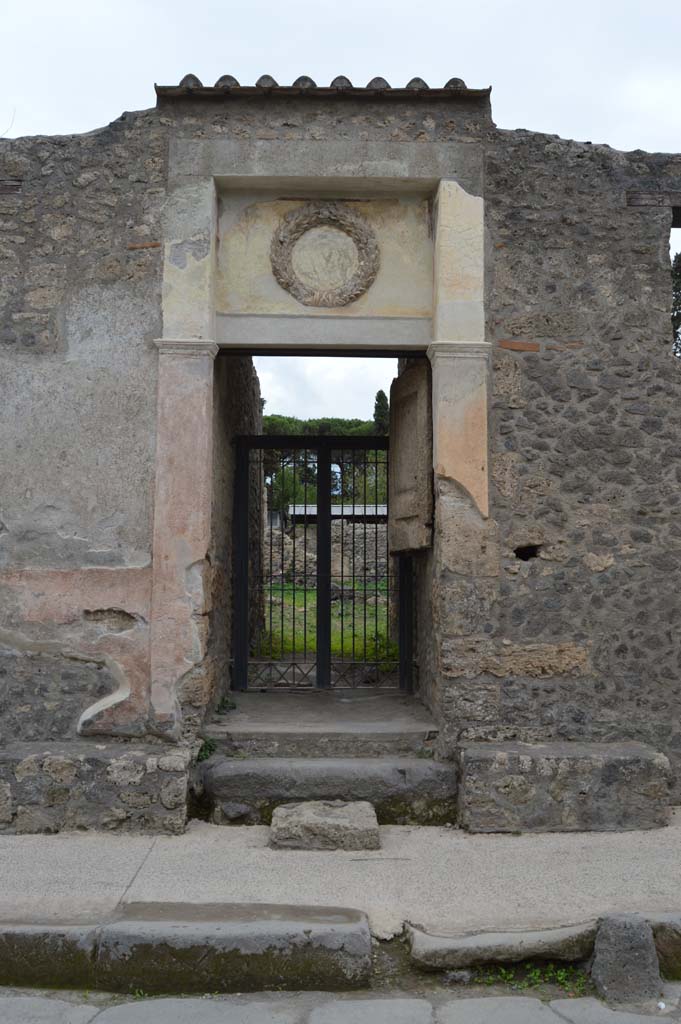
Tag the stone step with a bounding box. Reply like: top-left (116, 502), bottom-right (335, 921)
top-left (457, 741), bottom-right (671, 833)
top-left (269, 800), bottom-right (381, 850)
top-left (0, 902), bottom-right (371, 993)
top-left (197, 756), bottom-right (457, 825)
top-left (204, 691), bottom-right (439, 759)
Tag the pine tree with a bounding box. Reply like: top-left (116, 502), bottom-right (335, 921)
top-left (373, 389), bottom-right (390, 435)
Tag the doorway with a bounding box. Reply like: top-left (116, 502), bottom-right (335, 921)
top-left (231, 432), bottom-right (413, 693)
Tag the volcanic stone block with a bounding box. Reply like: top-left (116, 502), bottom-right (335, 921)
top-left (200, 756), bottom-right (458, 825)
top-left (270, 801), bottom-right (380, 851)
top-left (591, 914), bottom-right (662, 1003)
top-left (457, 742), bottom-right (670, 833)
top-left (408, 921), bottom-right (597, 969)
top-left (96, 902), bottom-right (371, 993)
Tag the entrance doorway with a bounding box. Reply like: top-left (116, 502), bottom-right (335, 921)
top-left (232, 433), bottom-right (413, 692)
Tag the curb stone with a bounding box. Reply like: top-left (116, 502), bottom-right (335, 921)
top-left (0, 902), bottom-right (371, 994)
top-left (591, 915), bottom-right (662, 1003)
top-left (407, 921), bottom-right (597, 969)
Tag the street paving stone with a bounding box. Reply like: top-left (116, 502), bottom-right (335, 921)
top-left (0, 995), bottom-right (99, 1023)
top-left (0, 993), bottom-right (680, 1023)
top-left (436, 996), bottom-right (561, 1022)
top-left (95, 997), bottom-right (306, 1022)
top-left (308, 997), bottom-right (433, 1023)
top-left (549, 997), bottom-right (675, 1023)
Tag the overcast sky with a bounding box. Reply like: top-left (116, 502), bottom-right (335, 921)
top-left (4, 0), bottom-right (679, 419)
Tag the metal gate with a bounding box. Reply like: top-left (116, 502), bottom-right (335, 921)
top-left (232, 435), bottom-right (413, 691)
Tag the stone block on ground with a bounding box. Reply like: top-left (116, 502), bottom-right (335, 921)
top-left (591, 914), bottom-right (662, 1003)
top-left (200, 756), bottom-right (457, 825)
top-left (457, 742), bottom-right (670, 833)
top-left (270, 800), bottom-right (380, 850)
top-left (408, 921), bottom-right (596, 969)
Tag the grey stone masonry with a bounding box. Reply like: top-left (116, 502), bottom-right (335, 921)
top-left (269, 801), bottom-right (380, 851)
top-left (0, 741), bottom-right (190, 834)
top-left (457, 742), bottom-right (671, 832)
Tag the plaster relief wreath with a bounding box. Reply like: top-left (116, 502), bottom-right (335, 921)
top-left (270, 201), bottom-right (380, 307)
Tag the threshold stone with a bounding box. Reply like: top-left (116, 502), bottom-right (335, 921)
top-left (270, 800), bottom-right (380, 850)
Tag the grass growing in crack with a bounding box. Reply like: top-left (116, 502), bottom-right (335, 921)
top-left (196, 738), bottom-right (217, 762)
top-left (216, 696), bottom-right (237, 714)
top-left (474, 962), bottom-right (590, 997)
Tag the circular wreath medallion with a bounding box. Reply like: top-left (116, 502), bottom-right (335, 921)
top-left (270, 202), bottom-right (380, 308)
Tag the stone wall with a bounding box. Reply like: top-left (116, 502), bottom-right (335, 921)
top-left (1, 86), bottom-right (680, 806)
top-left (263, 521), bottom-right (390, 586)
top-left (0, 112), bottom-right (165, 747)
top-left (0, 742), bottom-right (190, 834)
top-left (474, 133), bottom-right (681, 795)
top-left (0, 110), bottom-right (263, 750)
top-left (205, 353), bottom-right (262, 723)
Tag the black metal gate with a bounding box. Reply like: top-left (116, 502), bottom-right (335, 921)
top-left (232, 435), bottom-right (413, 691)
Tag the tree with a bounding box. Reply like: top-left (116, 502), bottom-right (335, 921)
top-left (673, 252), bottom-right (681, 358)
top-left (373, 389), bottom-right (390, 435)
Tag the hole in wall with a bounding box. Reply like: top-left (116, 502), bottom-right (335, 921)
top-left (83, 608), bottom-right (139, 632)
top-left (514, 544), bottom-right (542, 561)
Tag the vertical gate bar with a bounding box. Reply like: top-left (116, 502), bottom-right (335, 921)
top-left (340, 447), bottom-right (345, 671)
top-left (280, 450), bottom-right (285, 664)
top-left (291, 448), bottom-right (297, 684)
top-left (363, 450), bottom-right (368, 664)
top-left (351, 450), bottom-right (356, 665)
top-left (303, 447), bottom-right (308, 667)
top-left (386, 447), bottom-right (391, 679)
top-left (374, 446), bottom-right (379, 681)
top-left (316, 441), bottom-right (332, 688)
top-left (232, 438), bottom-right (250, 691)
top-left (399, 554), bottom-right (414, 694)
top-left (268, 449), bottom-right (273, 663)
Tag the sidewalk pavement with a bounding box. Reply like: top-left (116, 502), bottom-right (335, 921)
top-left (1, 818), bottom-right (680, 938)
top-left (2, 990), bottom-right (681, 1024)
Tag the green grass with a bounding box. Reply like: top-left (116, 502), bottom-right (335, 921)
top-left (474, 962), bottom-right (590, 997)
top-left (254, 584), bottom-right (398, 664)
